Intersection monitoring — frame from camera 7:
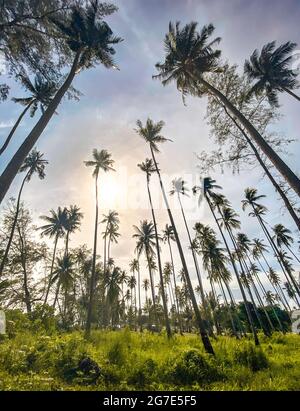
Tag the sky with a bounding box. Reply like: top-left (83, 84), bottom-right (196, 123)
top-left (0, 0), bottom-right (300, 300)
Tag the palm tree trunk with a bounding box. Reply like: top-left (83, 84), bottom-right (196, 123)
top-left (146, 177), bottom-right (171, 336)
top-left (103, 230), bottom-right (107, 274)
top-left (205, 193), bottom-right (259, 345)
top-left (0, 171), bottom-right (29, 275)
top-left (199, 77), bottom-right (300, 197)
top-left (0, 101), bottom-right (34, 156)
top-left (282, 87), bottom-right (300, 102)
top-left (224, 106), bottom-right (300, 232)
top-left (43, 234), bottom-right (59, 307)
top-left (0, 50), bottom-right (82, 205)
top-left (287, 245), bottom-right (300, 264)
top-left (17, 225), bottom-right (32, 314)
top-left (167, 238), bottom-right (183, 333)
top-left (137, 261), bottom-right (142, 331)
top-left (146, 253), bottom-right (157, 322)
top-left (150, 147), bottom-right (214, 354)
top-left (85, 174), bottom-right (99, 337)
top-left (218, 278), bottom-right (238, 337)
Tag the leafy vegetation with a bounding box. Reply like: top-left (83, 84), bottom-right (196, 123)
top-left (0, 312), bottom-right (299, 391)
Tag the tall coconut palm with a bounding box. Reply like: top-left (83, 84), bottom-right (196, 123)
top-left (64, 205), bottom-right (83, 256)
top-left (244, 41), bottom-right (300, 105)
top-left (130, 258), bottom-right (142, 330)
top-left (101, 210), bottom-right (120, 274)
top-left (162, 224), bottom-right (182, 332)
top-left (242, 188), bottom-right (300, 299)
top-left (133, 220), bottom-right (158, 324)
top-left (84, 149), bottom-right (115, 337)
top-left (272, 223), bottom-right (300, 264)
top-left (196, 177), bottom-right (259, 345)
top-left (0, 149), bottom-right (48, 276)
top-left (138, 158), bottom-right (171, 338)
top-left (0, 73), bottom-right (57, 156)
top-left (135, 118), bottom-right (213, 354)
top-left (154, 22), bottom-right (300, 197)
top-left (39, 207), bottom-right (68, 306)
top-left (170, 177), bottom-right (207, 314)
top-left (52, 255), bottom-right (74, 315)
top-left (0, 1), bottom-right (122, 204)
top-left (142, 278), bottom-right (150, 306)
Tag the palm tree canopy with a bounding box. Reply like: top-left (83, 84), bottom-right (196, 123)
top-left (51, 1), bottom-right (123, 70)
top-left (272, 223), bottom-right (294, 248)
top-left (138, 158), bottom-right (156, 181)
top-left (135, 118), bottom-right (171, 153)
top-left (39, 207), bottom-right (68, 239)
top-left (133, 220), bottom-right (157, 258)
top-left (84, 149), bottom-right (115, 178)
top-left (19, 149), bottom-right (48, 181)
top-left (244, 41), bottom-right (299, 106)
top-left (162, 224), bottom-right (175, 243)
top-left (65, 205), bottom-right (83, 233)
top-left (153, 21), bottom-right (221, 99)
top-left (52, 255), bottom-right (74, 289)
top-left (170, 177), bottom-right (190, 197)
top-left (13, 73), bottom-right (57, 117)
top-left (242, 187), bottom-right (266, 211)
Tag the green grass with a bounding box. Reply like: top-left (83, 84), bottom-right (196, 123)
top-left (0, 329), bottom-right (299, 391)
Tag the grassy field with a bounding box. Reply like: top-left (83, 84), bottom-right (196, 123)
top-left (0, 327), bottom-right (299, 391)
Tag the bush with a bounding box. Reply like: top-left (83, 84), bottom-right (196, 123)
top-left (107, 340), bottom-right (125, 365)
top-left (234, 342), bottom-right (269, 372)
top-left (169, 349), bottom-right (222, 385)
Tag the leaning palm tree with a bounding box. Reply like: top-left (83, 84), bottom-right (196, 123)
top-left (272, 223), bottom-right (300, 264)
top-left (153, 22), bottom-right (300, 197)
top-left (0, 73), bottom-right (57, 156)
top-left (84, 149), bottom-right (115, 337)
top-left (198, 178), bottom-right (259, 344)
top-left (170, 178), bottom-right (207, 312)
top-left (162, 224), bottom-right (182, 332)
top-left (135, 118), bottom-right (213, 354)
top-left (0, 149), bottom-right (48, 276)
top-left (138, 158), bottom-right (171, 338)
top-left (39, 207), bottom-right (68, 306)
top-left (0, 1), bottom-right (122, 204)
top-left (242, 188), bottom-right (300, 299)
top-left (244, 41), bottom-right (300, 105)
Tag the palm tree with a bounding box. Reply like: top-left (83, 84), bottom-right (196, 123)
top-left (142, 278), bottom-right (150, 307)
top-left (0, 73), bottom-right (57, 156)
top-left (162, 224), bottom-right (182, 332)
top-left (242, 188), bottom-right (300, 299)
top-left (135, 118), bottom-right (213, 354)
top-left (106, 218), bottom-right (120, 262)
top-left (138, 158), bottom-right (171, 338)
top-left (52, 255), bottom-right (74, 315)
top-left (39, 207), bottom-right (68, 306)
top-left (198, 177), bottom-right (259, 345)
top-left (133, 220), bottom-right (158, 323)
top-left (244, 41), bottom-right (300, 104)
top-left (84, 149), bottom-right (115, 337)
top-left (130, 258), bottom-right (142, 330)
top-left (102, 210), bottom-right (120, 274)
top-left (0, 1), bottom-right (122, 204)
top-left (154, 22), bottom-right (300, 197)
top-left (170, 178), bottom-right (207, 311)
top-left (0, 149), bottom-right (48, 276)
top-left (105, 266), bottom-right (122, 326)
top-left (64, 205), bottom-right (83, 256)
top-left (272, 223), bottom-right (300, 264)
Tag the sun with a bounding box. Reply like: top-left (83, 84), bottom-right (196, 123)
top-left (100, 174), bottom-right (119, 208)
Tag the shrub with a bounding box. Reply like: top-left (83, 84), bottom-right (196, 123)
top-left (107, 340), bottom-right (125, 365)
top-left (169, 349), bottom-right (222, 385)
top-left (234, 342), bottom-right (269, 372)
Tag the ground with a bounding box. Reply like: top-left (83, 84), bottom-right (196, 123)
top-left (0, 327), bottom-right (299, 391)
